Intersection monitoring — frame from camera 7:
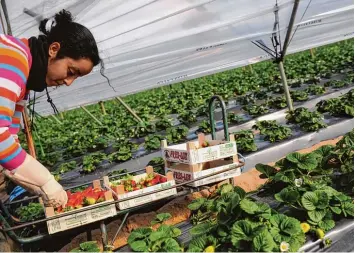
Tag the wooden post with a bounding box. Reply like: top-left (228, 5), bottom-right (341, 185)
top-left (249, 64), bottom-right (253, 72)
top-left (115, 97), bottom-right (143, 123)
top-left (310, 48), bottom-right (315, 58)
top-left (99, 101), bottom-right (107, 115)
top-left (80, 106), bottom-right (103, 125)
top-left (59, 112), bottom-right (64, 120)
top-left (22, 108), bottom-right (36, 158)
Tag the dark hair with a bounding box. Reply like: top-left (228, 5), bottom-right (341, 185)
top-left (39, 10), bottom-right (100, 66)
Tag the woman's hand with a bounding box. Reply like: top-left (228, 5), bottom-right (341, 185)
top-left (4, 155), bottom-right (68, 207)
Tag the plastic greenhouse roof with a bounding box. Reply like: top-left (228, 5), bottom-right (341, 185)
top-left (1, 0), bottom-right (354, 115)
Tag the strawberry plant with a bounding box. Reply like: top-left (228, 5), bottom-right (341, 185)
top-left (56, 161), bottom-right (77, 174)
top-left (111, 173), bottom-right (168, 192)
top-left (286, 107), bottom-right (327, 132)
top-left (306, 84), bottom-right (326, 95)
top-left (178, 111), bottom-right (197, 125)
top-left (267, 97), bottom-right (288, 109)
top-left (196, 120), bottom-right (212, 134)
top-left (242, 104), bottom-right (269, 116)
top-left (144, 134), bottom-right (165, 151)
top-left (324, 80), bottom-right (347, 88)
top-left (70, 241), bottom-right (100, 252)
top-left (155, 117), bottom-right (173, 131)
top-left (267, 83), bottom-right (284, 94)
top-left (82, 153), bottom-right (108, 173)
top-left (166, 125), bottom-right (189, 144)
top-left (237, 94), bottom-right (256, 105)
top-left (108, 146), bottom-right (132, 163)
top-left (291, 90), bottom-right (309, 102)
top-left (128, 121), bottom-right (156, 138)
top-left (233, 130), bottom-right (257, 153)
top-left (128, 213), bottom-right (182, 252)
top-left (227, 112), bottom-right (243, 124)
top-left (316, 90), bottom-right (354, 117)
top-left (253, 120), bottom-right (292, 142)
top-left (187, 184), bottom-right (306, 252)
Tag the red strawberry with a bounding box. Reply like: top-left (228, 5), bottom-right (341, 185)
top-left (151, 178), bottom-right (160, 185)
top-left (84, 192), bottom-right (97, 205)
top-left (131, 180), bottom-right (137, 187)
top-left (133, 187), bottom-right (140, 191)
top-left (160, 177), bottom-right (167, 183)
top-left (96, 191), bottom-right (105, 203)
top-left (66, 191), bottom-right (72, 198)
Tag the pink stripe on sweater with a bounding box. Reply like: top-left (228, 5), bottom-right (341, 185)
top-left (0, 68), bottom-right (24, 88)
top-left (2, 148), bottom-right (26, 170)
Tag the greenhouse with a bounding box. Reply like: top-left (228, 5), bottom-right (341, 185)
top-left (0, 0), bottom-right (353, 252)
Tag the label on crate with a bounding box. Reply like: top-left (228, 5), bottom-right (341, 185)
top-left (171, 170), bottom-right (193, 183)
top-left (219, 143), bottom-right (237, 157)
top-left (117, 182), bottom-right (177, 210)
top-left (200, 147), bottom-right (219, 162)
top-left (163, 149), bottom-right (190, 163)
top-left (193, 167), bottom-right (241, 187)
top-left (46, 202), bottom-right (116, 234)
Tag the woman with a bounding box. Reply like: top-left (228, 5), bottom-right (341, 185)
top-left (0, 10), bottom-right (101, 207)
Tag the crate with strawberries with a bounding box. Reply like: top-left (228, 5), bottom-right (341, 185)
top-left (103, 166), bottom-right (177, 210)
top-left (42, 180), bottom-right (117, 234)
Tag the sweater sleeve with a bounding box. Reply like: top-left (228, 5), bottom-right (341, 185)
top-left (0, 35), bottom-right (31, 170)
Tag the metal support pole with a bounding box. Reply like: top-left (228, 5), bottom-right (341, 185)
top-left (208, 95), bottom-right (229, 141)
top-left (80, 106), bottom-right (103, 125)
top-left (115, 97), bottom-right (143, 123)
top-left (99, 101), bottom-right (107, 115)
top-left (100, 221), bottom-right (108, 250)
top-left (310, 48), bottom-right (315, 58)
top-left (281, 0), bottom-right (300, 58)
top-left (278, 61), bottom-right (293, 111)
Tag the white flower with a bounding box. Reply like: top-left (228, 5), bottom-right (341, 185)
top-left (280, 241), bottom-right (290, 252)
top-left (295, 178), bottom-right (303, 187)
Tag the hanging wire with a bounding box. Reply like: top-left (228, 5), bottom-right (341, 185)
top-left (272, 0), bottom-right (283, 61)
top-left (45, 87), bottom-right (60, 115)
top-left (100, 60), bottom-right (117, 93)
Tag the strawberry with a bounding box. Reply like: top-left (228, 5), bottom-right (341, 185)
top-left (84, 192), bottom-right (97, 205)
top-left (131, 180), bottom-right (137, 187)
top-left (66, 191), bottom-right (72, 198)
top-left (160, 177), bottom-right (167, 183)
top-left (133, 187), bottom-right (140, 191)
top-left (151, 178), bottom-right (160, 185)
top-left (96, 191), bottom-right (105, 203)
top-left (201, 141), bottom-right (209, 148)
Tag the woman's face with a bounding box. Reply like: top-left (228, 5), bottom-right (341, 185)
top-left (46, 42), bottom-right (94, 87)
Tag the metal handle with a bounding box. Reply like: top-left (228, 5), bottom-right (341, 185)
top-left (208, 95), bottom-right (229, 141)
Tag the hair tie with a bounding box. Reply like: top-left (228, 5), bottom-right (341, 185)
top-left (45, 18), bottom-right (56, 33)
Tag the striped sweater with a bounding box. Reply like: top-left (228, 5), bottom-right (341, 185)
top-left (0, 34), bottom-right (32, 170)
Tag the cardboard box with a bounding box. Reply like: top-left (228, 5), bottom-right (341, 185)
top-left (103, 167), bottom-right (177, 210)
top-left (43, 180), bottom-right (117, 234)
top-left (165, 159), bottom-right (241, 187)
top-left (161, 133), bottom-right (237, 164)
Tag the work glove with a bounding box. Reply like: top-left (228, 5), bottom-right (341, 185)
top-left (4, 155), bottom-right (68, 207)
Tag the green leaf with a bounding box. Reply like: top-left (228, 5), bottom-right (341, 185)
top-left (219, 183), bottom-right (234, 195)
top-left (274, 170), bottom-right (295, 183)
top-left (274, 187), bottom-right (300, 204)
top-left (343, 202), bottom-right (354, 217)
top-left (330, 206), bottom-right (342, 214)
top-left (231, 220), bottom-right (254, 243)
top-left (190, 222), bottom-right (215, 236)
top-left (151, 213), bottom-right (172, 225)
top-left (240, 199), bottom-right (259, 214)
top-left (187, 236), bottom-right (207, 252)
top-left (162, 238), bottom-right (181, 252)
top-left (188, 198), bottom-right (206, 211)
top-left (70, 247), bottom-right (81, 252)
top-left (315, 191), bottom-right (329, 209)
top-left (172, 227), bottom-right (182, 237)
top-left (255, 164), bottom-right (277, 178)
top-left (128, 227), bottom-right (153, 244)
top-left (150, 231), bottom-right (167, 242)
top-left (318, 219), bottom-right (335, 231)
top-left (288, 232), bottom-right (306, 252)
top-left (79, 241), bottom-right (100, 252)
top-left (279, 217), bottom-right (302, 236)
top-left (234, 186), bottom-right (247, 199)
top-left (308, 210), bottom-right (327, 222)
top-left (286, 152), bottom-right (319, 171)
top-left (130, 240), bottom-right (148, 252)
top-left (301, 192), bottom-right (318, 211)
top-left (313, 145), bottom-right (334, 157)
top-left (252, 230), bottom-right (276, 252)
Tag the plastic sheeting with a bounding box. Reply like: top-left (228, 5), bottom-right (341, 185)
top-left (3, 0), bottom-right (354, 115)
